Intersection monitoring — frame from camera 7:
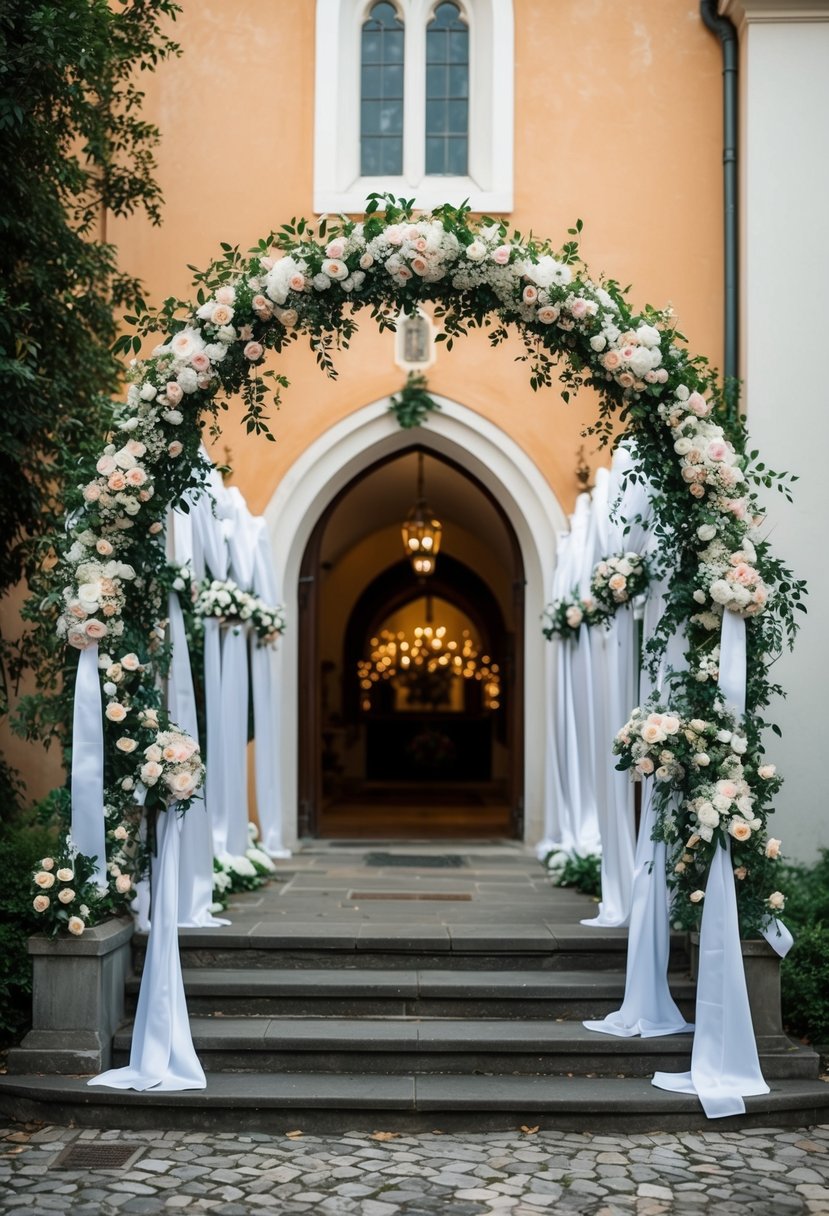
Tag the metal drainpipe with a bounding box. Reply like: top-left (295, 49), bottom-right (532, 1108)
top-left (700, 0), bottom-right (739, 416)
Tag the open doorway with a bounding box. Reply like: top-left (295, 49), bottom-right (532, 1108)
top-left (297, 445), bottom-right (525, 838)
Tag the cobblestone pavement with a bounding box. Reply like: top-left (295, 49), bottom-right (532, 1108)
top-left (1, 1121), bottom-right (828, 1215)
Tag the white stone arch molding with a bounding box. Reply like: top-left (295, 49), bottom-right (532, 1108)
top-left (313, 0), bottom-right (514, 214)
top-left (262, 393), bottom-right (566, 849)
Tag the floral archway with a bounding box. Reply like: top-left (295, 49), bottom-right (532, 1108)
top-left (49, 195), bottom-right (803, 939)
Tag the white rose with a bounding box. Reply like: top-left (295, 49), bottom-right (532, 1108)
top-left (730, 735), bottom-right (748, 755)
top-left (709, 580), bottom-right (732, 606)
top-left (636, 323), bottom-right (661, 348)
top-left (698, 803), bottom-right (719, 828)
top-left (139, 383), bottom-right (157, 401)
top-left (589, 335), bottom-right (607, 353)
top-left (177, 367), bottom-right (198, 394)
top-left (628, 347), bottom-right (654, 378)
top-left (466, 240), bottom-right (487, 263)
top-left (674, 437), bottom-right (693, 456)
top-left (162, 410), bottom-right (183, 425)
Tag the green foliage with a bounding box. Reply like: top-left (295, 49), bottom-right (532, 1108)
top-left (777, 849), bottom-right (829, 1045)
top-left (0, 816), bottom-right (60, 1046)
top-left (545, 849), bottom-right (602, 898)
top-left (0, 0), bottom-right (181, 809)
top-left (389, 373), bottom-right (441, 429)
top-left (782, 924), bottom-right (829, 1046)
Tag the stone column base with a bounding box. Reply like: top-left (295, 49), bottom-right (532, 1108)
top-left (7, 917), bottom-right (134, 1076)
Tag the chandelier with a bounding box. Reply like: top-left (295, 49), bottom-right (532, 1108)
top-left (357, 623), bottom-right (500, 712)
top-left (401, 452), bottom-right (442, 578)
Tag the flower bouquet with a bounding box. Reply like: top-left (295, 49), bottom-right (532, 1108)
top-left (590, 551), bottom-right (649, 612)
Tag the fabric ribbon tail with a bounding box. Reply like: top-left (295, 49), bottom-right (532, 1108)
top-left (89, 808), bottom-right (205, 1092)
top-left (71, 643), bottom-right (108, 886)
top-left (718, 610), bottom-right (747, 717)
top-left (761, 916), bottom-right (794, 959)
top-left (652, 840), bottom-right (768, 1117)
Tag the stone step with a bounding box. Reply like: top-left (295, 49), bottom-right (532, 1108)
top-left (111, 1016), bottom-right (820, 1080)
top-left (130, 923), bottom-right (690, 973)
top-left (125, 967), bottom-right (697, 1020)
top-left (1, 1071), bottom-right (827, 1135)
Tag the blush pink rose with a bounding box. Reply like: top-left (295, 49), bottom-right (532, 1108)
top-left (491, 245), bottom-right (511, 265)
top-left (570, 298), bottom-right (588, 318)
top-left (522, 285), bottom-right (538, 304)
top-left (243, 341), bottom-right (264, 361)
top-left (289, 272), bottom-right (306, 291)
top-left (536, 306), bottom-right (558, 324)
top-left (125, 467), bottom-right (147, 486)
top-left (617, 372), bottom-right (635, 388)
top-left (108, 472), bottom-right (127, 491)
top-left (707, 440), bottom-right (729, 462)
top-left (411, 256), bottom-right (429, 276)
top-left (96, 455), bottom-right (116, 475)
top-left (210, 303), bottom-right (234, 326)
top-left (165, 382), bottom-right (184, 405)
top-left (83, 483), bottom-right (102, 503)
top-left (96, 539), bottom-right (114, 556)
top-left (85, 619), bottom-right (109, 639)
top-left (688, 391), bottom-right (710, 417)
top-left (325, 239), bottom-right (345, 259)
top-left (168, 441), bottom-right (184, 458)
top-left (215, 285), bottom-right (235, 305)
top-left (602, 351), bottom-right (622, 371)
top-left (191, 352), bottom-right (210, 373)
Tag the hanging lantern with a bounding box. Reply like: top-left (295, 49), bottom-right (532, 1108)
top-left (401, 452), bottom-right (442, 578)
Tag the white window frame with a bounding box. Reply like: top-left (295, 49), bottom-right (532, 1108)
top-left (314, 0), bottom-right (514, 214)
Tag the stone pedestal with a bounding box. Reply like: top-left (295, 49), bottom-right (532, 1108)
top-left (7, 918), bottom-right (134, 1075)
top-left (689, 932), bottom-right (785, 1039)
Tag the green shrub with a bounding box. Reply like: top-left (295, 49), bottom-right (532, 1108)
top-left (0, 817), bottom-right (59, 1046)
top-left (781, 923), bottom-right (829, 1046)
top-left (544, 849), bottom-right (602, 899)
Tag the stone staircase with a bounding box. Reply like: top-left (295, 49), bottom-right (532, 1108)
top-left (1, 844), bottom-right (827, 1132)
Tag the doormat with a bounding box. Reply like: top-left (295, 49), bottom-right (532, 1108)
top-left (364, 852), bottom-right (467, 868)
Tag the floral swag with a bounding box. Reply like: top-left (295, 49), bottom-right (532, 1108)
top-left (42, 194), bottom-right (803, 933)
top-left (544, 550), bottom-right (651, 641)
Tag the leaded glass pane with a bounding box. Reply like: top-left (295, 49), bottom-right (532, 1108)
top-left (361, 2), bottom-right (404, 177)
top-left (425, 1), bottom-right (468, 177)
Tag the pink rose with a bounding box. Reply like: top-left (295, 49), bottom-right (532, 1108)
top-left (101, 602), bottom-right (117, 618)
top-left (690, 890), bottom-right (705, 903)
top-left (536, 306), bottom-right (558, 324)
top-left (67, 916), bottom-right (85, 936)
top-left (717, 780), bottom-right (739, 799)
top-left (491, 245), bottom-right (511, 265)
top-left (325, 239), bottom-right (345, 259)
top-left (602, 351), bottom-right (622, 371)
top-left (522, 285), bottom-right (538, 304)
top-left (83, 483), bottom-right (102, 503)
top-left (410, 256), bottom-right (429, 276)
top-left (105, 701), bottom-right (127, 722)
top-left (394, 266), bottom-right (412, 282)
top-left (168, 441), bottom-right (183, 458)
top-left (121, 653), bottom-right (140, 671)
top-left (617, 372), bottom-right (635, 388)
top-left (33, 895), bottom-right (50, 913)
top-left (765, 838), bottom-right (781, 859)
top-left (210, 303), bottom-right (234, 326)
top-left (758, 764), bottom-right (776, 780)
top-left (125, 467), bottom-right (147, 487)
top-left (688, 391), bottom-right (710, 417)
top-left (149, 521), bottom-right (163, 535)
top-left (243, 341), bottom-right (264, 362)
top-left (728, 819), bottom-right (752, 842)
top-left (260, 256), bottom-right (274, 270)
top-left (85, 619), bottom-right (109, 640)
top-left (252, 294), bottom-right (272, 315)
top-left (165, 382), bottom-right (183, 405)
top-left (289, 272), bottom-right (306, 292)
top-left (385, 225), bottom-right (403, 246)
top-left (359, 252), bottom-right (374, 270)
top-left (108, 471), bottom-right (126, 491)
top-left (115, 874), bottom-right (132, 894)
top-left (191, 352), bottom-right (210, 373)
top-left (96, 455), bottom-right (116, 475)
top-left (707, 440), bottom-right (729, 462)
top-left (621, 345), bottom-right (636, 361)
top-left (569, 298), bottom-right (588, 318)
top-left (689, 483), bottom-right (705, 498)
top-left (414, 237), bottom-right (428, 253)
top-left (636, 757), bottom-right (655, 776)
top-left (34, 871), bottom-right (55, 889)
top-left (140, 760), bottom-right (163, 785)
top-left (215, 285), bottom-right (235, 305)
top-left (96, 539), bottom-right (114, 556)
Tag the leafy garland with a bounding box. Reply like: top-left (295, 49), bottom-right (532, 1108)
top-left (389, 372), bottom-right (441, 429)
top-left (39, 195), bottom-right (803, 930)
top-left (542, 593), bottom-right (607, 642)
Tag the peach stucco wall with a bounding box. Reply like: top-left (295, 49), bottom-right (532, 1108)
top-left (109, 0), bottom-right (724, 517)
top-left (6, 1), bottom-right (724, 804)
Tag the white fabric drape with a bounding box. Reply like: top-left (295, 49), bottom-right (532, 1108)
top-left (652, 838), bottom-right (768, 1116)
top-left (581, 456), bottom-right (638, 928)
top-left (191, 483), bottom-right (232, 860)
top-left (168, 508), bottom-right (228, 929)
top-left (569, 494), bottom-right (601, 854)
top-left (70, 643), bottom-right (107, 885)
top-left (537, 532), bottom-right (576, 857)
top-left (89, 808), bottom-right (205, 1092)
top-left (584, 783), bottom-right (693, 1038)
top-left (249, 519), bottom-right (290, 857)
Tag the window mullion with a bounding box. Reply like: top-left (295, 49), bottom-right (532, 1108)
top-left (404, 14), bottom-right (425, 186)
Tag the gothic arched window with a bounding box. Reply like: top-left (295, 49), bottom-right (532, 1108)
top-left (425, 2), bottom-right (469, 176)
top-left (360, 2), bottom-right (405, 176)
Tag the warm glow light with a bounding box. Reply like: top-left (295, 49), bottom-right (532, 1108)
top-left (357, 625), bottom-right (500, 711)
